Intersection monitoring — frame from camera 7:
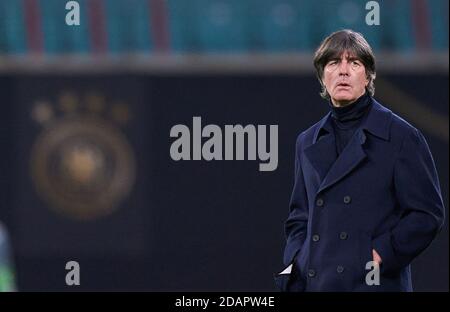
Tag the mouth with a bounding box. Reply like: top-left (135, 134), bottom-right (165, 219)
top-left (336, 82), bottom-right (351, 89)
top-left (336, 82), bottom-right (351, 90)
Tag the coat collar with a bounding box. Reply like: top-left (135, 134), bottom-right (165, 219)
top-left (312, 97), bottom-right (392, 144)
top-left (306, 98), bottom-right (393, 194)
top-left (361, 98), bottom-right (392, 141)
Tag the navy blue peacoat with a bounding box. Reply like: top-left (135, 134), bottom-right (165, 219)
top-left (275, 98), bottom-right (445, 292)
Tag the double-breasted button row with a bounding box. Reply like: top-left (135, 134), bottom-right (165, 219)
top-left (311, 232), bottom-right (347, 242)
top-left (308, 269), bottom-right (316, 278)
top-left (316, 198), bottom-right (324, 207)
top-left (307, 267), bottom-right (344, 277)
top-left (316, 196), bottom-right (351, 206)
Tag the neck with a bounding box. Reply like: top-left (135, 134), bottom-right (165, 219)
top-left (331, 99), bottom-right (354, 107)
top-left (329, 91), bottom-right (371, 122)
top-left (331, 91), bottom-right (366, 107)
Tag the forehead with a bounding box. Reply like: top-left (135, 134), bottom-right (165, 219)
top-left (329, 50), bottom-right (360, 60)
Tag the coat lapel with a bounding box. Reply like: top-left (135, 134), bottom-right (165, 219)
top-left (318, 129), bottom-right (367, 193)
top-left (303, 99), bottom-right (393, 195)
top-left (303, 132), bottom-right (337, 183)
top-left (303, 112), bottom-right (338, 183)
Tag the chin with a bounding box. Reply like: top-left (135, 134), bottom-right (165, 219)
top-left (331, 95), bottom-right (357, 107)
top-left (333, 95), bottom-right (355, 102)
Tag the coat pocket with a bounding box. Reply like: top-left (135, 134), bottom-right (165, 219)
top-left (359, 232), bottom-right (373, 270)
top-left (358, 232), bottom-right (377, 288)
top-left (273, 263), bottom-right (306, 292)
top-left (273, 272), bottom-right (291, 292)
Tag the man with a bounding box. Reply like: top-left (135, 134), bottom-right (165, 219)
top-left (275, 29), bottom-right (445, 291)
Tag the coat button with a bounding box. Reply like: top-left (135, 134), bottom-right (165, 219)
top-left (343, 196), bottom-right (351, 204)
top-left (316, 198), bottom-right (324, 207)
top-left (337, 266), bottom-right (345, 273)
top-left (339, 232), bottom-right (348, 240)
top-left (312, 234), bottom-right (320, 242)
top-left (308, 269), bottom-right (316, 278)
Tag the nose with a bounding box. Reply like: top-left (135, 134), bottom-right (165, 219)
top-left (338, 60), bottom-right (349, 76)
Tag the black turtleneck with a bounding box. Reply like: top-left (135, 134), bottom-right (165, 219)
top-left (329, 92), bottom-right (372, 155)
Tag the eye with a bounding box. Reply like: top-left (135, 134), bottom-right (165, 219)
top-left (327, 60), bottom-right (338, 67)
top-left (325, 60), bottom-right (340, 71)
top-left (352, 60), bottom-right (361, 66)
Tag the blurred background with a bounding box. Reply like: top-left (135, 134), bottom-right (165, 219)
top-left (0, 0), bottom-right (448, 291)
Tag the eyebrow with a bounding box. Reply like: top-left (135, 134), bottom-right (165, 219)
top-left (328, 56), bottom-right (361, 62)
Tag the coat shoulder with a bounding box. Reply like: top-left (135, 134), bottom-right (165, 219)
top-left (372, 98), bottom-right (422, 142)
top-left (388, 108), bottom-right (423, 142)
top-left (390, 112), bottom-right (418, 133)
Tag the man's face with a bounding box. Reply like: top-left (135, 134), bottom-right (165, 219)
top-left (322, 51), bottom-right (369, 107)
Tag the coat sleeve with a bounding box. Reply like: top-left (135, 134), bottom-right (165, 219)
top-left (283, 134), bottom-right (310, 266)
top-left (372, 128), bottom-right (445, 274)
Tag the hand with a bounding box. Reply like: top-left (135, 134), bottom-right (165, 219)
top-left (372, 249), bottom-right (382, 265)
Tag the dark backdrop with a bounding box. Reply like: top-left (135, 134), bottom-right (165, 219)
top-left (0, 73), bottom-right (447, 291)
